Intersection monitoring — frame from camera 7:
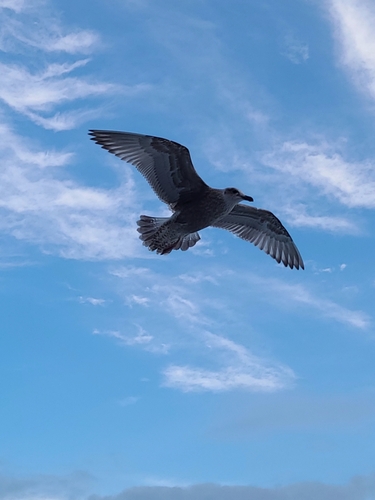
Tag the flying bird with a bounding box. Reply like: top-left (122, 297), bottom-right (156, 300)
top-left (89, 130), bottom-right (304, 269)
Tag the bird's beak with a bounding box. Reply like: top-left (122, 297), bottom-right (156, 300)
top-left (242, 194), bottom-right (254, 202)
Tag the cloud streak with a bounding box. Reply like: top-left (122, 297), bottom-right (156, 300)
top-left (246, 273), bottom-right (371, 330)
top-left (0, 124), bottom-right (142, 259)
top-left (329, 0), bottom-right (375, 101)
top-left (0, 0), bottom-right (25, 12)
top-left (107, 266), bottom-right (295, 392)
top-left (0, 1), bottom-right (99, 53)
top-left (0, 59), bottom-right (121, 130)
top-left (263, 140), bottom-right (375, 210)
top-left (282, 34), bottom-right (309, 64)
top-left (0, 5), bottom-right (151, 130)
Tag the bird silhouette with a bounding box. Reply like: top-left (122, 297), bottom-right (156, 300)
top-left (89, 130), bottom-right (304, 270)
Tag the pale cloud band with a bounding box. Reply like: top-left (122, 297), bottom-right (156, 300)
top-left (329, 0), bottom-right (375, 101)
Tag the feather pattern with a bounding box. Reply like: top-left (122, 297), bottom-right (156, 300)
top-left (89, 130), bottom-right (209, 207)
top-left (90, 129), bottom-right (304, 268)
top-left (213, 204), bottom-right (304, 269)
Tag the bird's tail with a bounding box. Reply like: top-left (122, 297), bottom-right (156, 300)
top-left (137, 215), bottom-right (200, 254)
top-left (171, 232), bottom-right (201, 252)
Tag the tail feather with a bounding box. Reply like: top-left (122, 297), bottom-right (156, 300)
top-left (136, 215), bottom-right (200, 254)
top-left (173, 233), bottom-right (201, 251)
top-left (137, 215), bottom-right (169, 244)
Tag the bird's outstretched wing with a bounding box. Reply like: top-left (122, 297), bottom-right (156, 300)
top-left (213, 204), bottom-right (304, 269)
top-left (89, 130), bottom-right (209, 207)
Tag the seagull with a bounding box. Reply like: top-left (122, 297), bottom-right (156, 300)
top-left (89, 130), bottom-right (304, 269)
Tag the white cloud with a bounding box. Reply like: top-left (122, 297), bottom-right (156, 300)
top-left (282, 34), bottom-right (309, 64)
top-left (107, 263), bottom-right (372, 394)
top-left (329, 0), bottom-right (375, 101)
top-left (0, 124), bottom-right (142, 260)
top-left (0, 2), bottom-right (99, 53)
top-left (0, 6), bottom-right (151, 130)
top-left (44, 31), bottom-right (99, 54)
top-left (126, 294), bottom-right (151, 306)
top-left (0, 0), bottom-right (25, 12)
top-left (163, 332), bottom-right (294, 393)
top-left (118, 396), bottom-right (139, 406)
top-left (93, 326), bottom-right (154, 347)
top-left (78, 296), bottom-right (107, 306)
top-left (263, 140), bottom-right (375, 209)
top-left (283, 204), bottom-right (359, 233)
top-left (108, 266), bottom-right (296, 392)
top-left (163, 364), bottom-right (292, 392)
top-left (0, 60), bottom-right (122, 130)
top-left (249, 274), bottom-right (371, 330)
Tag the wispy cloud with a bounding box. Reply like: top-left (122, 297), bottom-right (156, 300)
top-left (0, 5), bottom-right (151, 130)
top-left (93, 326), bottom-right (154, 347)
top-left (0, 124), bottom-right (142, 260)
top-left (281, 33), bottom-right (309, 64)
top-left (163, 332), bottom-right (294, 392)
top-left (248, 274), bottom-right (371, 330)
top-left (43, 31), bottom-right (100, 54)
top-left (329, 0), bottom-right (375, 101)
top-left (263, 140), bottom-right (375, 210)
top-left (78, 296), bottom-right (107, 306)
top-left (105, 262), bottom-right (373, 394)
top-left (108, 265), bottom-right (296, 392)
top-left (0, 59), bottom-right (121, 130)
top-left (118, 395), bottom-right (139, 407)
top-left (0, 0), bottom-right (26, 12)
top-left (0, 1), bottom-right (99, 53)
top-left (283, 204), bottom-right (359, 233)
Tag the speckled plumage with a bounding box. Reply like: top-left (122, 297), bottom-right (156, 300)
top-left (89, 130), bottom-right (304, 269)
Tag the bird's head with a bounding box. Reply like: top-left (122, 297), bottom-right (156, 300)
top-left (223, 187), bottom-right (253, 206)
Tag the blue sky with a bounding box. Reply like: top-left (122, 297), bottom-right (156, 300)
top-left (1, 0), bottom-right (375, 498)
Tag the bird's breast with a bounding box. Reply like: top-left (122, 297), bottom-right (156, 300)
top-left (174, 191), bottom-right (229, 232)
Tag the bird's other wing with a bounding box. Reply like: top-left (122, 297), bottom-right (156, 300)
top-left (89, 130), bottom-right (209, 207)
top-left (213, 204), bottom-right (304, 269)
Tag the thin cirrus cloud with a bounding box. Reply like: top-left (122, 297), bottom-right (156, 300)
top-left (281, 33), bottom-right (309, 64)
top-left (163, 331), bottom-right (295, 393)
top-left (262, 140), bottom-right (375, 209)
top-left (104, 263), bottom-right (371, 393)
top-left (0, 0), bottom-right (25, 12)
top-left (0, 124), bottom-right (142, 260)
top-left (282, 204), bottom-right (359, 234)
top-left (0, 59), bottom-right (121, 131)
top-left (0, 3), bottom-right (151, 131)
top-left (0, 0), bottom-right (98, 54)
top-left (104, 265), bottom-right (296, 393)
top-left (0, 15), bottom-right (100, 54)
top-left (329, 0), bottom-right (375, 101)
top-left (249, 274), bottom-right (371, 330)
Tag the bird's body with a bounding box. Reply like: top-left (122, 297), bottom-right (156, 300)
top-left (89, 130), bottom-right (304, 269)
